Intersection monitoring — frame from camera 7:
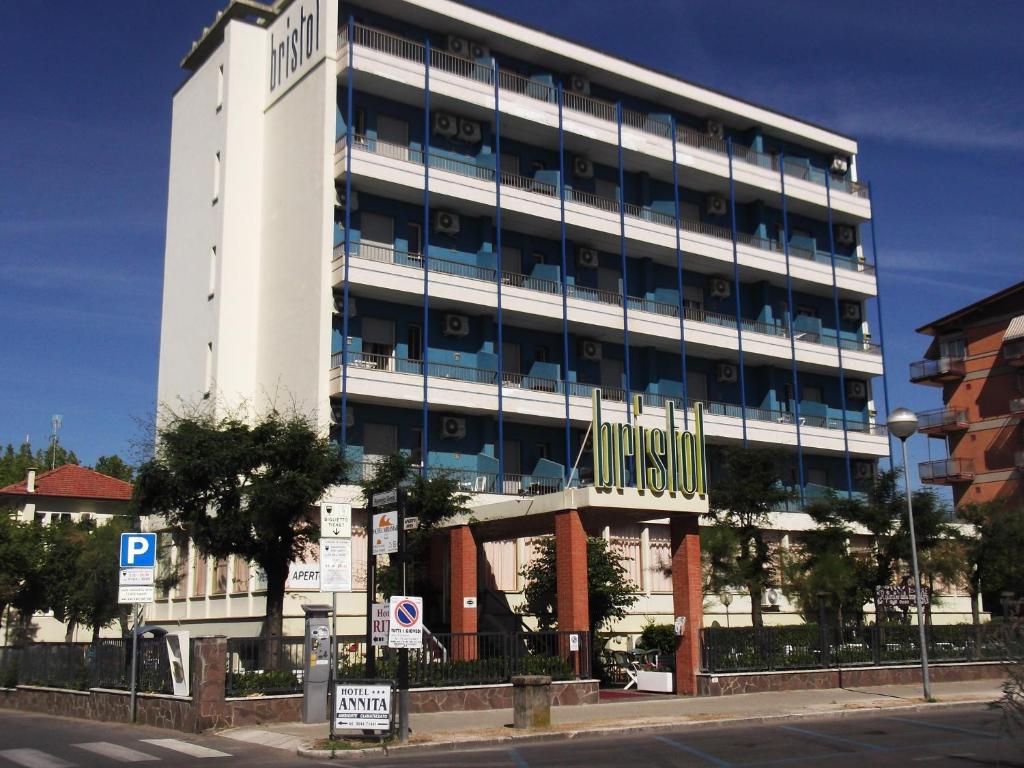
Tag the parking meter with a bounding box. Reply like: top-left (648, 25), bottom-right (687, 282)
top-left (301, 604), bottom-right (334, 723)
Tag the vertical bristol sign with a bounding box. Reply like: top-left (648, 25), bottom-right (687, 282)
top-left (267, 0), bottom-right (325, 104)
top-left (591, 391), bottom-right (707, 498)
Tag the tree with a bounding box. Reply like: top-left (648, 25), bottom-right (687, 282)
top-left (358, 454), bottom-right (468, 607)
top-left (0, 441), bottom-right (80, 487)
top-left (133, 408), bottom-right (348, 662)
top-left (520, 536), bottom-right (638, 635)
top-left (956, 501), bottom-right (1024, 625)
top-left (0, 516), bottom-right (47, 645)
top-left (703, 445), bottom-right (795, 628)
top-left (92, 455), bottom-right (134, 483)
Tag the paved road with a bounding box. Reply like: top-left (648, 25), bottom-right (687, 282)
top-left (341, 704), bottom-right (1024, 767)
top-left (0, 711), bottom-right (319, 767)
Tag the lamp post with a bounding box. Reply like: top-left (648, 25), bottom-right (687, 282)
top-left (720, 591), bottom-right (733, 628)
top-left (887, 407), bottom-right (932, 701)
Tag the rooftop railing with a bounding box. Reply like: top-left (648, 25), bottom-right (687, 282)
top-left (341, 23), bottom-right (870, 198)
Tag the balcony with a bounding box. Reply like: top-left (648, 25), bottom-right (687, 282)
top-left (1016, 451), bottom-right (1024, 469)
top-left (916, 407), bottom-right (969, 436)
top-left (909, 356), bottom-right (966, 385)
top-left (339, 24), bottom-right (871, 200)
top-left (1010, 397), bottom-right (1024, 415)
top-left (919, 458), bottom-right (975, 485)
top-left (1004, 340), bottom-right (1024, 367)
top-left (345, 459), bottom-right (564, 496)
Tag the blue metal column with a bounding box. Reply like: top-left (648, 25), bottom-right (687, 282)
top-left (340, 15), bottom-right (355, 449)
top-left (868, 192), bottom-right (895, 466)
top-left (420, 41), bottom-right (431, 477)
top-left (616, 103), bottom-right (633, 413)
top-left (557, 84), bottom-right (572, 482)
top-left (778, 153), bottom-right (805, 505)
top-left (726, 138), bottom-right (748, 446)
top-left (670, 117), bottom-right (689, 428)
top-left (824, 173), bottom-right (853, 497)
top-left (493, 59), bottom-right (505, 492)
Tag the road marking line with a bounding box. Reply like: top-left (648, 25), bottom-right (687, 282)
top-left (139, 739), bottom-right (231, 759)
top-left (0, 749), bottom-right (75, 768)
top-left (885, 717), bottom-right (998, 739)
top-left (73, 743), bottom-right (158, 763)
top-left (778, 725), bottom-right (887, 752)
top-left (507, 747), bottom-right (530, 768)
top-left (653, 735), bottom-right (732, 766)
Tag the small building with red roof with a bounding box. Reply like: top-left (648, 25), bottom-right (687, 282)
top-left (1, 464), bottom-right (133, 525)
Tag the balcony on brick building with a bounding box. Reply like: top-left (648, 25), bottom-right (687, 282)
top-left (919, 457), bottom-right (975, 485)
top-left (916, 407), bottom-right (969, 436)
top-left (909, 356), bottom-right (966, 386)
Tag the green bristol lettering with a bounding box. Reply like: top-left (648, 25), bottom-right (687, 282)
top-left (591, 390), bottom-right (706, 497)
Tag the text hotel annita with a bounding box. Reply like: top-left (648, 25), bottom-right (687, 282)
top-left (591, 391), bottom-right (708, 498)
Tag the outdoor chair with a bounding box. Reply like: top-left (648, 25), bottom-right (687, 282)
top-left (608, 650), bottom-right (641, 690)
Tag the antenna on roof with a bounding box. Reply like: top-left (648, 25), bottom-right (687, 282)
top-left (49, 415), bottom-right (62, 469)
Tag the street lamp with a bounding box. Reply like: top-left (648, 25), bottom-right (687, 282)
top-left (887, 407), bottom-right (932, 701)
top-left (720, 591), bottom-right (733, 627)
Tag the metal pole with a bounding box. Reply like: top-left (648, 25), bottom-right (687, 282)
top-left (129, 604), bottom-right (140, 723)
top-left (329, 591), bottom-right (336, 740)
top-left (397, 490), bottom-right (409, 743)
top-left (365, 504), bottom-right (376, 678)
top-left (900, 437), bottom-right (932, 700)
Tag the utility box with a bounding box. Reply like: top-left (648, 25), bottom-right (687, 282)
top-left (301, 604), bottom-right (334, 723)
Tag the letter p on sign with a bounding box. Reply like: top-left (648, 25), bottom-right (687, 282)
top-left (120, 533), bottom-right (157, 568)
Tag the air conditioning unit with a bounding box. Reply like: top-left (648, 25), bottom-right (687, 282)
top-left (568, 74), bottom-right (590, 94)
top-left (443, 313), bottom-right (470, 337)
top-left (576, 247), bottom-right (599, 269)
top-left (440, 416), bottom-right (466, 440)
top-left (446, 35), bottom-right (470, 57)
top-left (762, 588), bottom-right (781, 608)
top-left (334, 186), bottom-right (359, 211)
top-left (709, 276), bottom-right (731, 298)
top-left (834, 224), bottom-right (856, 246)
top-left (432, 111), bottom-right (459, 139)
top-left (579, 339), bottom-right (602, 362)
top-left (830, 155), bottom-right (849, 175)
top-left (706, 119), bottom-right (725, 140)
top-left (706, 195), bottom-right (728, 216)
top-left (845, 379), bottom-right (868, 400)
top-left (840, 300), bottom-right (862, 322)
top-left (572, 155), bottom-right (593, 179)
top-left (468, 41), bottom-right (490, 60)
top-left (457, 118), bottom-right (482, 144)
top-left (853, 460), bottom-right (875, 480)
top-left (433, 210), bottom-right (461, 235)
top-left (716, 362), bottom-right (738, 384)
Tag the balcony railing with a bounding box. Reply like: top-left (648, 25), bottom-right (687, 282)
top-left (345, 459), bottom-right (564, 496)
top-left (919, 458), bottom-right (975, 485)
top-left (916, 407), bottom-right (969, 435)
top-left (341, 23), bottom-right (871, 199)
top-left (334, 241), bottom-right (881, 357)
top-left (909, 356), bottom-right (966, 384)
top-left (1005, 340), bottom-right (1024, 367)
top-left (331, 352), bottom-right (885, 436)
top-left (341, 136), bottom-right (873, 277)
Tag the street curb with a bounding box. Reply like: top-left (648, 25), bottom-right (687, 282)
top-left (295, 696), bottom-right (998, 760)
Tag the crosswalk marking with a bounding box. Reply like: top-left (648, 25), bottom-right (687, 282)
top-left (73, 742), bottom-right (158, 763)
top-left (0, 749), bottom-right (74, 768)
top-left (139, 739), bottom-right (231, 759)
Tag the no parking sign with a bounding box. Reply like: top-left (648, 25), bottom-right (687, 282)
top-left (388, 596), bottom-right (423, 649)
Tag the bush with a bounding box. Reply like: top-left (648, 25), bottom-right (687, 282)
top-left (636, 622), bottom-right (676, 658)
top-left (229, 669), bottom-right (300, 697)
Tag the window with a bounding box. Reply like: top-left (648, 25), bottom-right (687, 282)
top-left (231, 557), bottom-right (249, 593)
top-left (410, 427), bottom-right (423, 466)
top-left (499, 154), bottom-right (520, 176)
top-left (536, 443), bottom-right (550, 461)
top-left (807, 468), bottom-right (829, 486)
top-left (364, 423), bottom-right (398, 463)
top-left (353, 107), bottom-right (366, 141)
top-left (216, 65), bottom-right (224, 110)
top-left (534, 346), bottom-right (549, 363)
top-left (377, 115), bottom-right (409, 159)
top-left (157, 533), bottom-right (174, 599)
top-left (362, 317), bottom-right (395, 368)
top-left (360, 212), bottom-right (394, 251)
top-left (213, 151), bottom-right (221, 203)
top-left (192, 550), bottom-right (207, 597)
top-left (174, 542), bottom-right (188, 598)
top-left (803, 386), bottom-right (823, 403)
top-left (407, 324), bottom-right (423, 362)
top-left (208, 246), bottom-right (217, 300)
top-left (683, 285), bottom-right (704, 318)
top-left (687, 371), bottom-right (708, 403)
top-left (939, 335), bottom-right (965, 360)
top-left (611, 524), bottom-right (643, 589)
top-left (482, 540), bottom-right (518, 592)
top-left (782, 383), bottom-right (794, 411)
top-left (648, 526), bottom-right (673, 592)
top-left (204, 342), bottom-right (214, 398)
top-left (407, 222), bottom-right (422, 256)
top-left (595, 178), bottom-right (618, 202)
top-left (500, 245), bottom-right (521, 276)
top-left (796, 305), bottom-right (818, 318)
top-left (212, 558), bottom-right (228, 595)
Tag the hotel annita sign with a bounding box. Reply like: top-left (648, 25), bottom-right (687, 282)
top-left (591, 390), bottom-right (707, 498)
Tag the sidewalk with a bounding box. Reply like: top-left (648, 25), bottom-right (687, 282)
top-left (219, 678), bottom-right (1006, 757)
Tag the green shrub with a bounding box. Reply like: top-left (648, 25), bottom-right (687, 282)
top-left (229, 669), bottom-right (300, 697)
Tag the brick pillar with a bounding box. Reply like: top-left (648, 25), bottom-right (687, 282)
top-left (190, 636), bottom-right (230, 732)
top-left (555, 509), bottom-right (589, 632)
top-left (670, 515), bottom-right (703, 696)
top-left (450, 525), bottom-right (478, 660)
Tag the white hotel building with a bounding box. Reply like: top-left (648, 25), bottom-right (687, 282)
top-left (153, 0), bottom-right (966, 639)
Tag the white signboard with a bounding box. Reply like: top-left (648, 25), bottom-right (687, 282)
top-left (287, 561), bottom-right (321, 591)
top-left (319, 538), bottom-right (352, 592)
top-left (266, 0), bottom-right (328, 107)
top-left (118, 584), bottom-right (155, 604)
top-left (372, 512), bottom-right (398, 556)
top-left (165, 632), bottom-right (190, 697)
top-left (371, 602), bottom-right (390, 647)
top-left (372, 489), bottom-right (398, 507)
top-left (321, 502), bottom-right (352, 538)
top-left (403, 516), bottom-right (419, 531)
top-left (569, 633), bottom-right (580, 652)
top-left (119, 568), bottom-right (155, 586)
top-left (335, 683), bottom-right (392, 731)
top-left (388, 595), bottom-right (423, 649)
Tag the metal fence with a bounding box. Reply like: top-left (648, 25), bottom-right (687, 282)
top-left (225, 637), bottom-right (305, 697)
top-left (701, 623), bottom-right (1020, 674)
top-left (2, 639), bottom-right (174, 694)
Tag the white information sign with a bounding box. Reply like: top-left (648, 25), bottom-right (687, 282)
top-left (334, 683), bottom-right (392, 731)
top-left (118, 584), bottom-right (155, 605)
top-left (119, 568), bottom-right (155, 586)
top-left (569, 633), bottom-right (580, 652)
top-left (403, 516), bottom-right (419, 531)
top-left (371, 602), bottom-right (390, 647)
top-left (372, 489), bottom-right (398, 507)
top-left (320, 502), bottom-right (352, 538)
top-left (372, 512), bottom-right (399, 556)
top-left (319, 538), bottom-right (352, 592)
top-left (286, 561), bottom-right (321, 591)
top-left (388, 595), bottom-right (423, 649)
top-left (165, 632), bottom-right (190, 697)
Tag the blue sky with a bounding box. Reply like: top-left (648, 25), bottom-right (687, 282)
top-left (1, 2), bottom-right (1021, 492)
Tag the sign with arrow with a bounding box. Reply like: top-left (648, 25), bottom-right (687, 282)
top-left (320, 502), bottom-right (352, 539)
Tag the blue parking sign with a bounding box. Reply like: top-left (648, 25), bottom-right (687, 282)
top-left (120, 532), bottom-right (157, 568)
